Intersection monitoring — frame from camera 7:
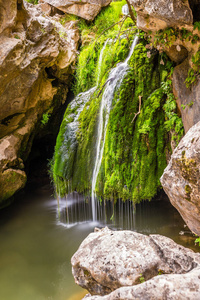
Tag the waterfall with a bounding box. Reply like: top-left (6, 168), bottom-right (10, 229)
top-left (96, 39), bottom-right (109, 85)
top-left (91, 35), bottom-right (139, 221)
top-left (122, 4), bottom-right (129, 16)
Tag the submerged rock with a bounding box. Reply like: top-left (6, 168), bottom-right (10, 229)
top-left (161, 121), bottom-right (200, 236)
top-left (0, 0), bottom-right (79, 206)
top-left (39, 0), bottom-right (112, 21)
top-left (71, 227), bottom-right (200, 298)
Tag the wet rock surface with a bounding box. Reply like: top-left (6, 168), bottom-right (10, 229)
top-left (0, 0), bottom-right (79, 205)
top-left (71, 227), bottom-right (200, 298)
top-left (161, 121), bottom-right (200, 236)
top-left (39, 0), bottom-right (112, 21)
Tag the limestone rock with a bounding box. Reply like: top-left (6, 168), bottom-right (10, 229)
top-left (173, 59), bottom-right (200, 133)
top-left (83, 267), bottom-right (200, 299)
top-left (0, 0), bottom-right (79, 205)
top-left (129, 0), bottom-right (193, 31)
top-left (39, 0), bottom-right (112, 21)
top-left (161, 121), bottom-right (200, 235)
top-left (71, 227), bottom-right (200, 296)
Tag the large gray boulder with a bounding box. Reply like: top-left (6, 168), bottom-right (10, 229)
top-left (39, 0), bottom-right (112, 21)
top-left (161, 121), bottom-right (200, 236)
top-left (0, 0), bottom-right (79, 206)
top-left (71, 228), bottom-right (200, 298)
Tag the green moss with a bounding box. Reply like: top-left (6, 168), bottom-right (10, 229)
top-left (73, 0), bottom-right (137, 95)
top-left (95, 44), bottom-right (167, 202)
top-left (177, 155), bottom-right (199, 185)
top-left (53, 6), bottom-right (184, 203)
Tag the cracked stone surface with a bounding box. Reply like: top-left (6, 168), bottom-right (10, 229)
top-left (71, 227), bottom-right (200, 298)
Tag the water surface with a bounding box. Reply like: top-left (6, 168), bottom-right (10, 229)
top-left (0, 186), bottom-right (197, 300)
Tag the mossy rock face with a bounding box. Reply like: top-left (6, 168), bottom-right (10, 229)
top-left (95, 44), bottom-right (167, 202)
top-left (53, 87), bottom-right (97, 196)
top-left (53, 1), bottom-right (183, 203)
top-left (53, 39), bottom-right (181, 202)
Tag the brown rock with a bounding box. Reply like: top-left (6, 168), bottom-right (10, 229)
top-left (161, 121), bottom-right (200, 235)
top-left (40, 0), bottom-right (112, 21)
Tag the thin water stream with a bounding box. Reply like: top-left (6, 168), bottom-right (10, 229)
top-left (0, 183), bottom-right (197, 300)
top-left (91, 36), bottom-right (139, 221)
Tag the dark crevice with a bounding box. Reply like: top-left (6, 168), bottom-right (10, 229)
top-left (188, 0), bottom-right (200, 22)
top-left (1, 113), bottom-right (22, 126)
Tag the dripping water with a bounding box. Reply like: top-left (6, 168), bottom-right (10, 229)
top-left (91, 35), bottom-right (139, 221)
top-left (57, 36), bottom-right (139, 228)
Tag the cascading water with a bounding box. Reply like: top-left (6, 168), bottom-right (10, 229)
top-left (56, 35), bottom-right (139, 228)
top-left (96, 39), bottom-right (109, 85)
top-left (91, 35), bottom-right (139, 221)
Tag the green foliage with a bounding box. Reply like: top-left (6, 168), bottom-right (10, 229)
top-left (139, 274), bottom-right (145, 283)
top-left (195, 236), bottom-right (200, 246)
top-left (73, 0), bottom-right (137, 95)
top-left (152, 27), bottom-right (200, 50)
top-left (161, 78), bottom-right (184, 144)
top-left (52, 4), bottom-right (183, 203)
top-left (25, 0), bottom-right (38, 4)
top-left (95, 43), bottom-right (167, 202)
top-left (185, 48), bottom-right (200, 88)
top-left (154, 27), bottom-right (179, 48)
top-left (41, 112), bottom-right (50, 126)
top-left (181, 101), bottom-right (194, 110)
top-left (60, 14), bottom-right (79, 25)
top-left (194, 22), bottom-right (200, 31)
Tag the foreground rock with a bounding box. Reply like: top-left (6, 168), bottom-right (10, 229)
top-left (71, 227), bottom-right (200, 299)
top-left (0, 0), bottom-right (79, 206)
top-left (83, 267), bottom-right (200, 299)
top-left (39, 0), bottom-right (112, 21)
top-left (161, 121), bottom-right (200, 236)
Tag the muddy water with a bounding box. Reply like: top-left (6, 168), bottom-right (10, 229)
top-left (0, 186), bottom-right (197, 300)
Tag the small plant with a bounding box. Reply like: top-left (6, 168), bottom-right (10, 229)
top-left (185, 48), bottom-right (200, 88)
top-left (41, 112), bottom-right (50, 126)
top-left (25, 0), bottom-right (38, 4)
top-left (195, 236), bottom-right (200, 246)
top-left (181, 101), bottom-right (194, 110)
top-left (14, 35), bottom-right (20, 39)
top-left (158, 269), bottom-right (164, 275)
top-left (161, 76), bottom-right (184, 144)
top-left (139, 274), bottom-right (145, 283)
top-left (194, 21), bottom-right (200, 31)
